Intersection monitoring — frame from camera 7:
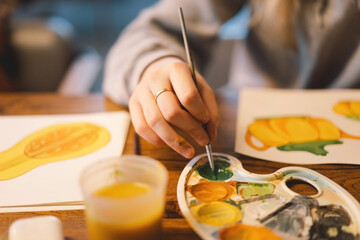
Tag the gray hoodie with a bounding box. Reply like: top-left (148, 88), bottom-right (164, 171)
top-left (103, 0), bottom-right (360, 105)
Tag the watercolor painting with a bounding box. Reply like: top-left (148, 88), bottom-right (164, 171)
top-left (245, 116), bottom-right (360, 156)
top-left (236, 89), bottom-right (360, 164)
top-left (177, 153), bottom-right (360, 240)
top-left (0, 111), bottom-right (130, 212)
top-left (333, 101), bottom-right (360, 121)
top-left (0, 122), bottom-right (111, 181)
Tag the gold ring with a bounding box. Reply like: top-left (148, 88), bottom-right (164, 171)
top-left (154, 88), bottom-right (172, 102)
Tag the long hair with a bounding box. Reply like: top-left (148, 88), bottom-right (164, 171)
top-left (249, 0), bottom-right (300, 51)
top-left (248, 0), bottom-right (334, 51)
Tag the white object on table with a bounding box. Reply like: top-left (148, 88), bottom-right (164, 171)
top-left (9, 216), bottom-right (63, 240)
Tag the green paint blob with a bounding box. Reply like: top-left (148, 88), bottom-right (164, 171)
top-left (190, 199), bottom-right (197, 206)
top-left (238, 183), bottom-right (275, 199)
top-left (347, 115), bottom-right (360, 121)
top-left (277, 140), bottom-right (343, 156)
top-left (197, 160), bottom-right (233, 181)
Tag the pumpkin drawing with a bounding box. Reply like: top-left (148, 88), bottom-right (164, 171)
top-left (245, 117), bottom-right (360, 156)
top-left (333, 101), bottom-right (360, 121)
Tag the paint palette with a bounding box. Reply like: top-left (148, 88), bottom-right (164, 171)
top-left (177, 153), bottom-right (360, 240)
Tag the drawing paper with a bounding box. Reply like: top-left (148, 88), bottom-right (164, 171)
top-left (235, 89), bottom-right (360, 165)
top-left (0, 111), bottom-right (130, 212)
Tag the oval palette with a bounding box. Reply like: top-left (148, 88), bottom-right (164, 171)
top-left (177, 153), bottom-right (360, 240)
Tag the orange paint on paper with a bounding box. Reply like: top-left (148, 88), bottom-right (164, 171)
top-left (219, 224), bottom-right (283, 240)
top-left (190, 182), bottom-right (234, 203)
top-left (246, 117), bottom-right (339, 148)
top-left (0, 122), bottom-right (110, 180)
top-left (245, 117), bottom-right (360, 155)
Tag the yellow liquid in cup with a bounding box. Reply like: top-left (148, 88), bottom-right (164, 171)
top-left (86, 182), bottom-right (163, 240)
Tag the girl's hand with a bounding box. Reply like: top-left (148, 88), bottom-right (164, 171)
top-left (129, 57), bottom-right (219, 158)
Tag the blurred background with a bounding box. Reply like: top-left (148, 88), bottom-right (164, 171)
top-left (3, 0), bottom-right (247, 94)
top-left (4, 0), bottom-right (157, 94)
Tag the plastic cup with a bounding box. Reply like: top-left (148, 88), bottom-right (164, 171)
top-left (80, 155), bottom-right (168, 240)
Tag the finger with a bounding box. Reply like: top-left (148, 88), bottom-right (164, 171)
top-left (129, 93), bottom-right (165, 146)
top-left (146, 66), bottom-right (210, 146)
top-left (169, 62), bottom-right (210, 123)
top-left (155, 89), bottom-right (210, 146)
top-left (197, 73), bottom-right (220, 142)
top-left (140, 88), bottom-right (195, 158)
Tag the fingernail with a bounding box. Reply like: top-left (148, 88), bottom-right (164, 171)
top-left (178, 139), bottom-right (195, 158)
top-left (198, 134), bottom-right (209, 146)
top-left (203, 115), bottom-right (210, 123)
top-left (183, 146), bottom-right (195, 158)
top-left (211, 127), bottom-right (217, 142)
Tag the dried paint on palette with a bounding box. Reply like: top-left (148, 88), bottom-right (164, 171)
top-left (309, 204), bottom-right (356, 240)
top-left (189, 181), bottom-right (235, 203)
top-left (182, 154), bottom-right (360, 240)
top-left (196, 160), bottom-right (234, 181)
top-left (237, 182), bottom-right (275, 198)
top-left (218, 224), bottom-right (283, 240)
top-left (191, 201), bottom-right (242, 226)
top-left (262, 196), bottom-right (319, 238)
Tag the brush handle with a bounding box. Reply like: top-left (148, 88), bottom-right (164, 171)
top-left (178, 7), bottom-right (214, 171)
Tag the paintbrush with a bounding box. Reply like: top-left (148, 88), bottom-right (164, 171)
top-left (178, 7), bottom-right (215, 173)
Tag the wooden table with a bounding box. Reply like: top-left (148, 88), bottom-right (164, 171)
top-left (0, 91), bottom-right (359, 240)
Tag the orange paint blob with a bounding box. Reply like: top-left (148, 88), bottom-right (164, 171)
top-left (219, 224), bottom-right (283, 240)
top-left (190, 182), bottom-right (234, 202)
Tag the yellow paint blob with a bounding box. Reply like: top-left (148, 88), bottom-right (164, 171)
top-left (248, 120), bottom-right (288, 148)
top-left (310, 118), bottom-right (341, 140)
top-left (191, 201), bottom-right (242, 226)
top-left (95, 182), bottom-right (150, 198)
top-left (0, 122), bottom-right (110, 180)
top-left (87, 182), bottom-right (162, 240)
top-left (333, 101), bottom-right (360, 118)
top-left (333, 102), bottom-right (353, 116)
top-left (350, 102), bottom-right (360, 115)
top-left (282, 118), bottom-right (318, 142)
top-left (219, 224), bottom-right (283, 240)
